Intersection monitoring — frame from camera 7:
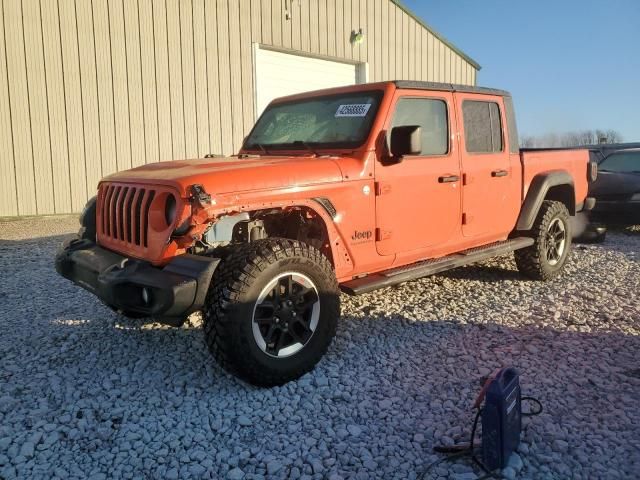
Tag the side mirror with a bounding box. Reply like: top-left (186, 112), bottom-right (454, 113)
top-left (389, 125), bottom-right (422, 163)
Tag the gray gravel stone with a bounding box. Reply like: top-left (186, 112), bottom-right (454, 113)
top-left (237, 416), bottom-right (252, 427)
top-left (508, 452), bottom-right (524, 471)
top-left (266, 460), bottom-right (282, 475)
top-left (501, 467), bottom-right (517, 480)
top-left (18, 442), bottom-right (34, 459)
top-left (0, 218), bottom-right (638, 479)
top-left (165, 468), bottom-right (179, 480)
top-left (452, 473), bottom-right (478, 480)
top-left (226, 467), bottom-right (244, 480)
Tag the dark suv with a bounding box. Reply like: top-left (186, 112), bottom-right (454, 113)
top-left (589, 145), bottom-right (640, 225)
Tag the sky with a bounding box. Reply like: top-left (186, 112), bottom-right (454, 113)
top-left (403, 0), bottom-right (640, 141)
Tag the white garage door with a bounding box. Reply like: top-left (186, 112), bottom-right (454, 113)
top-left (255, 47), bottom-right (362, 116)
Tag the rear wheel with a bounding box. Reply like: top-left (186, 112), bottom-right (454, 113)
top-left (203, 238), bottom-right (340, 386)
top-left (515, 200), bottom-right (572, 280)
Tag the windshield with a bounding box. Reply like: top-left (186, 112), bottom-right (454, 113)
top-left (599, 151), bottom-right (640, 173)
top-left (244, 91), bottom-right (383, 151)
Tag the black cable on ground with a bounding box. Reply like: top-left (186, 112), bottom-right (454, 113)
top-left (521, 396), bottom-right (543, 417)
top-left (418, 396), bottom-right (543, 480)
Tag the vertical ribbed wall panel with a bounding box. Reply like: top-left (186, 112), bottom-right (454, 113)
top-left (0, 0), bottom-right (478, 217)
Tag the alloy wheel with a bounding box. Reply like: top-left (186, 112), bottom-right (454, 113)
top-left (252, 272), bottom-right (320, 358)
top-left (546, 217), bottom-right (566, 266)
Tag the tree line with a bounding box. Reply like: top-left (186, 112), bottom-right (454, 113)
top-left (520, 129), bottom-right (623, 148)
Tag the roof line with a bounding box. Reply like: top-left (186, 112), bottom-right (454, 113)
top-left (389, 0), bottom-right (482, 71)
top-left (393, 80), bottom-right (509, 96)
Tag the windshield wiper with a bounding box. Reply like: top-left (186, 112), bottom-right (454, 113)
top-left (291, 140), bottom-right (319, 157)
top-left (253, 143), bottom-right (271, 155)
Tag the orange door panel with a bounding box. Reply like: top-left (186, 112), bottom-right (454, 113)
top-left (455, 94), bottom-right (515, 239)
top-left (375, 91), bottom-right (462, 256)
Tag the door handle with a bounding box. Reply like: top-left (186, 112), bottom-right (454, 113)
top-left (438, 175), bottom-right (460, 183)
top-left (491, 170), bottom-right (509, 178)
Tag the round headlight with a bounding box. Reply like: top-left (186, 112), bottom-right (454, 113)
top-left (164, 194), bottom-right (177, 226)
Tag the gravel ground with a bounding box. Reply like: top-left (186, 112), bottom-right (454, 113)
top-left (0, 217), bottom-right (638, 480)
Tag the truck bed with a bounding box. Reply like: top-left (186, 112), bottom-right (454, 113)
top-left (520, 148), bottom-right (590, 207)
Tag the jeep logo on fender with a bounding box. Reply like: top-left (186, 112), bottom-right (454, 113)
top-left (351, 230), bottom-right (373, 243)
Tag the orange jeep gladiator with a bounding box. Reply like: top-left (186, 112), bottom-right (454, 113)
top-left (56, 81), bottom-right (597, 386)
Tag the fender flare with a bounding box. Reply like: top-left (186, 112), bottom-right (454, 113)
top-left (209, 198), bottom-right (354, 277)
top-left (516, 171), bottom-right (575, 231)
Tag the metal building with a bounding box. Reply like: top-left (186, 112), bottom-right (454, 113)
top-left (0, 0), bottom-right (480, 217)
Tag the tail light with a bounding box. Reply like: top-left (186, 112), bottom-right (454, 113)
top-left (588, 161), bottom-right (598, 182)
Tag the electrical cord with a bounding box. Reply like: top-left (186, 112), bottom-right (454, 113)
top-left (419, 408), bottom-right (487, 480)
top-left (521, 396), bottom-right (543, 416)
top-left (418, 396), bottom-right (543, 480)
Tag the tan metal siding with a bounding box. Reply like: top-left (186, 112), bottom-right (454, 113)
top-left (108, 0), bottom-right (132, 173)
top-left (393, 4), bottom-right (401, 78)
top-left (0, 0), bottom-right (478, 217)
top-left (298, 0), bottom-right (309, 52)
top-left (139, 0), bottom-right (160, 163)
top-left (41, 0), bottom-right (71, 214)
top-left (4, 0), bottom-right (37, 215)
top-left (227, 0), bottom-right (244, 151)
top-left (75, 0), bottom-right (101, 199)
top-left (239, 1), bottom-right (255, 135)
top-left (93, 0), bottom-right (117, 179)
top-left (205, 0), bottom-right (222, 156)
top-left (24, 0), bottom-right (55, 214)
top-left (123, 0), bottom-right (145, 168)
top-left (166, 0), bottom-right (185, 159)
top-left (271, 0), bottom-right (282, 47)
top-left (180, 0), bottom-right (198, 159)
top-left (380, 0), bottom-right (389, 81)
top-left (357, 0), bottom-right (366, 63)
top-left (152, 0), bottom-right (173, 163)
top-left (281, 0), bottom-right (291, 49)
top-left (215, 0), bottom-right (232, 155)
top-left (336, 0), bottom-right (345, 59)
top-left (308, 0), bottom-right (319, 54)
top-left (193, 0), bottom-right (209, 157)
top-left (0, 0), bottom-right (18, 216)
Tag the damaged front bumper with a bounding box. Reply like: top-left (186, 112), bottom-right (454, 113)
top-left (55, 238), bottom-right (219, 326)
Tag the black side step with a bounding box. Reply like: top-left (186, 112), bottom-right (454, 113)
top-left (340, 237), bottom-right (534, 296)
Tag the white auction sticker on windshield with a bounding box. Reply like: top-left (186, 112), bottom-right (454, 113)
top-left (335, 103), bottom-right (372, 117)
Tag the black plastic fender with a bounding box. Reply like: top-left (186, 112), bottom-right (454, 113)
top-left (516, 171), bottom-right (575, 231)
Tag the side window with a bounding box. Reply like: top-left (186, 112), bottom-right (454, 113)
top-left (390, 98), bottom-right (449, 155)
top-left (462, 101), bottom-right (503, 153)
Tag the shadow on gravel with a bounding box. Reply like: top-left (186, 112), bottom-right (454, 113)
top-left (38, 307), bottom-right (639, 479)
top-left (438, 264), bottom-right (524, 283)
top-left (1, 226), bottom-right (639, 479)
top-left (0, 233), bottom-right (75, 247)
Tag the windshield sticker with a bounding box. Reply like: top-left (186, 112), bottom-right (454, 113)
top-left (335, 103), bottom-right (372, 117)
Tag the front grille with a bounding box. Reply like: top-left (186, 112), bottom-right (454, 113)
top-left (99, 184), bottom-right (156, 248)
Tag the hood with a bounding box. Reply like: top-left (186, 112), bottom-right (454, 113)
top-left (101, 155), bottom-right (345, 196)
top-left (589, 171), bottom-right (640, 197)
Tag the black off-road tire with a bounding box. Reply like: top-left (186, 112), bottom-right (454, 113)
top-left (107, 305), bottom-right (148, 319)
top-left (515, 200), bottom-right (572, 280)
top-left (203, 238), bottom-right (340, 387)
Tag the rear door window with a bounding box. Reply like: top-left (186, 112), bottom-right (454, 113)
top-left (462, 101), bottom-right (503, 153)
top-left (598, 151), bottom-right (640, 173)
top-left (389, 98), bottom-right (449, 155)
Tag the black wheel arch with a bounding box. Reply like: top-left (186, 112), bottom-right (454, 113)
top-left (516, 171), bottom-right (575, 231)
top-left (79, 195), bottom-right (98, 241)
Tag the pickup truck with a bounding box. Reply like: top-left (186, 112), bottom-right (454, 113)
top-left (56, 81), bottom-right (597, 386)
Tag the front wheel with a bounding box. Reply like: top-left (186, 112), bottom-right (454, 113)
top-left (515, 200), bottom-right (572, 280)
top-left (203, 239), bottom-right (340, 386)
